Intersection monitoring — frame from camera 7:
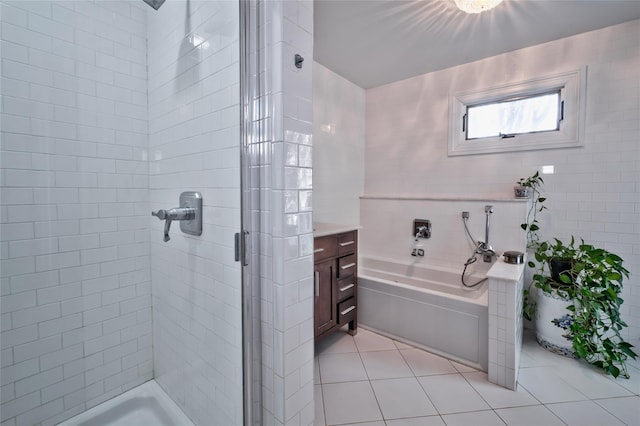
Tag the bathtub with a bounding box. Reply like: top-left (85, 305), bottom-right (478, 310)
top-left (58, 380), bottom-right (193, 426)
top-left (358, 256), bottom-right (489, 370)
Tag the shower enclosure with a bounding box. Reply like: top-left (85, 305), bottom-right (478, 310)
top-left (0, 0), bottom-right (280, 424)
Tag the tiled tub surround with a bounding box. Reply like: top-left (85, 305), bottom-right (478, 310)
top-left (357, 198), bottom-right (526, 380)
top-left (359, 256), bottom-right (489, 370)
top-left (487, 259), bottom-right (526, 390)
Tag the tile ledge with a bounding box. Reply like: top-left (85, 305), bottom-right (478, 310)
top-left (487, 257), bottom-right (526, 282)
top-left (361, 195), bottom-right (529, 202)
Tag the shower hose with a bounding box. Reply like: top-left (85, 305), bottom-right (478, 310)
top-left (461, 216), bottom-right (489, 288)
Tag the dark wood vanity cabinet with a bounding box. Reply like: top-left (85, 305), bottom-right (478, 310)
top-left (314, 230), bottom-right (358, 340)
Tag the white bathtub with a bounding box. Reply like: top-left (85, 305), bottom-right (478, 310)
top-left (358, 256), bottom-right (489, 370)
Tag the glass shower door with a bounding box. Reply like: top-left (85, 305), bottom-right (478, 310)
top-left (146, 0), bottom-right (245, 424)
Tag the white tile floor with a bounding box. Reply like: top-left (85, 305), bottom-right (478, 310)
top-left (314, 328), bottom-right (640, 426)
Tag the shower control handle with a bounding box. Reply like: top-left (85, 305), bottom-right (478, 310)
top-left (152, 207), bottom-right (195, 242)
top-left (151, 192), bottom-right (203, 243)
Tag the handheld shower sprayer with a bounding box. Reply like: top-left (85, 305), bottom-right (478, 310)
top-left (460, 206), bottom-right (496, 288)
top-left (481, 205), bottom-right (495, 261)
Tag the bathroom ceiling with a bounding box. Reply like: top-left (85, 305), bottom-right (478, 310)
top-left (314, 0), bottom-right (640, 88)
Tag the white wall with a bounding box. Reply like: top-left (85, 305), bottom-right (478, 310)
top-left (365, 20), bottom-right (640, 342)
top-left (146, 1), bottom-right (243, 425)
top-left (360, 198), bottom-right (527, 271)
top-left (313, 62), bottom-right (365, 226)
top-left (0, 1), bottom-right (152, 425)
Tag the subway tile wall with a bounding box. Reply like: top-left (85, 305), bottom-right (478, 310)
top-left (364, 20), bottom-right (640, 344)
top-left (146, 1), bottom-right (243, 425)
top-left (0, 1), bottom-right (152, 425)
top-left (257, 1), bottom-right (315, 424)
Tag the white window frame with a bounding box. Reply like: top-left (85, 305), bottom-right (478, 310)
top-left (448, 67), bottom-right (587, 156)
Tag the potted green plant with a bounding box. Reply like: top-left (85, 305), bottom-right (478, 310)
top-left (530, 237), bottom-right (637, 378)
top-left (515, 171), bottom-right (546, 248)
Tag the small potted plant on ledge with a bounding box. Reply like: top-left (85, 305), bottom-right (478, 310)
top-left (515, 171), bottom-right (546, 248)
top-left (530, 237), bottom-right (637, 378)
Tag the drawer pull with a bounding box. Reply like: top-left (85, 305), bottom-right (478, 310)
top-left (339, 241), bottom-right (355, 247)
top-left (314, 248), bottom-right (325, 254)
top-left (339, 283), bottom-right (355, 292)
top-left (340, 306), bottom-right (356, 316)
top-left (314, 271), bottom-right (320, 297)
top-left (340, 263), bottom-right (356, 270)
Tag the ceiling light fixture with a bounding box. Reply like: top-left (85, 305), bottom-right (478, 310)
top-left (455, 0), bottom-right (503, 14)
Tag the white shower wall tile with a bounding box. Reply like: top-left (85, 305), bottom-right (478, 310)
top-left (146, 0), bottom-right (243, 424)
top-left (256, 1), bottom-right (314, 424)
top-left (0, 2), bottom-right (151, 425)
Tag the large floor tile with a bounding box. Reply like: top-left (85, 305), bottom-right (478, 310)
top-left (594, 396), bottom-right (640, 426)
top-left (354, 328), bottom-right (397, 352)
top-left (316, 330), bottom-right (358, 354)
top-left (462, 372), bottom-right (539, 409)
top-left (418, 374), bottom-right (490, 414)
top-left (314, 384), bottom-right (325, 426)
top-left (546, 400), bottom-right (625, 426)
top-left (360, 349), bottom-right (413, 380)
top-left (393, 340), bottom-right (415, 350)
top-left (451, 361), bottom-right (478, 373)
top-left (614, 365), bottom-right (640, 395)
top-left (517, 366), bottom-right (587, 404)
top-left (494, 405), bottom-right (564, 426)
top-left (370, 377), bottom-right (438, 419)
top-left (386, 416), bottom-right (445, 425)
top-left (519, 337), bottom-right (578, 369)
top-left (550, 362), bottom-right (633, 399)
top-left (440, 410), bottom-right (505, 425)
top-left (318, 352), bottom-right (368, 383)
top-left (339, 423), bottom-right (385, 426)
top-left (400, 348), bottom-right (458, 376)
top-left (321, 381), bottom-right (383, 425)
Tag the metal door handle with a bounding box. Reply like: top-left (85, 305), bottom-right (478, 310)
top-left (314, 271), bottom-right (320, 297)
top-left (340, 263), bottom-right (356, 270)
top-left (339, 283), bottom-right (355, 292)
top-left (314, 248), bottom-right (325, 254)
top-left (339, 241), bottom-right (354, 247)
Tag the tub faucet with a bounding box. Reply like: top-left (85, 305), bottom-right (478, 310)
top-left (475, 205), bottom-right (496, 262)
top-left (415, 225), bottom-right (429, 241)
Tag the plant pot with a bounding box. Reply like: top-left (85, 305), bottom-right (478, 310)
top-left (514, 185), bottom-right (532, 199)
top-left (535, 287), bottom-right (575, 358)
top-left (550, 259), bottom-right (573, 283)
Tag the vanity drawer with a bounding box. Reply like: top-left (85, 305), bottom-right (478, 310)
top-left (314, 235), bottom-right (337, 262)
top-left (337, 254), bottom-right (357, 279)
top-left (336, 277), bottom-right (356, 302)
top-left (337, 231), bottom-right (357, 256)
top-left (337, 298), bottom-right (356, 325)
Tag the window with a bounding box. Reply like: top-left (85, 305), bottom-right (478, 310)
top-left (448, 68), bottom-right (587, 156)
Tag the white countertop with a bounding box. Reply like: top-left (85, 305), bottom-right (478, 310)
top-left (313, 222), bottom-right (361, 238)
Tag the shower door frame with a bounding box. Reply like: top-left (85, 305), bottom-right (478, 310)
top-left (240, 0), bottom-right (262, 425)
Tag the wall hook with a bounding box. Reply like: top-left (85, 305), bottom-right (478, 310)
top-left (294, 54), bottom-right (304, 69)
